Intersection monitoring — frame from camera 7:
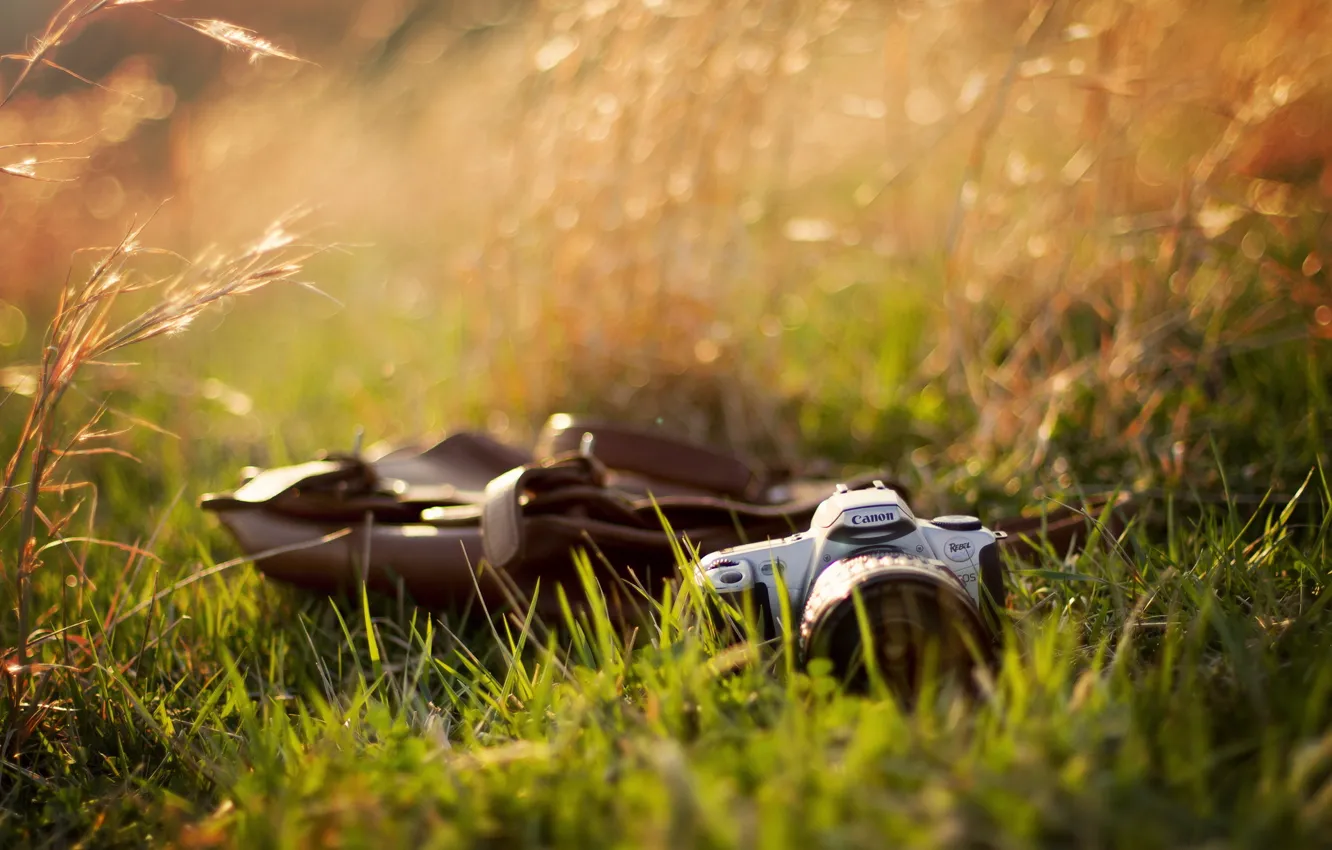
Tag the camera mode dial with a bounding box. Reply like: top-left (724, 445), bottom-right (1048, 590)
top-left (931, 515), bottom-right (982, 531)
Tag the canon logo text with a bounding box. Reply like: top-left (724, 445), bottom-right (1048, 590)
top-left (850, 511), bottom-right (896, 525)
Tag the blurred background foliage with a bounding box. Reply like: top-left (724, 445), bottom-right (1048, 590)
top-left (2, 0), bottom-right (1331, 510)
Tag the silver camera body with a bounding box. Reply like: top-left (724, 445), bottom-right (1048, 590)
top-left (694, 481), bottom-right (1006, 640)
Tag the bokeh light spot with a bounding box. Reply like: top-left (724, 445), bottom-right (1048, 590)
top-left (0, 301), bottom-right (26, 347)
top-left (85, 175), bottom-right (125, 221)
top-left (1240, 229), bottom-right (1266, 261)
top-left (905, 87), bottom-right (945, 125)
top-left (694, 339), bottom-right (720, 364)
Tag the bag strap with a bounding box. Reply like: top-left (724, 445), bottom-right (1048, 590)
top-left (481, 454), bottom-right (614, 570)
top-left (535, 414), bottom-right (763, 501)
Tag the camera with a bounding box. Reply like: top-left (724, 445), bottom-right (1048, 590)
top-left (694, 480), bottom-right (1007, 691)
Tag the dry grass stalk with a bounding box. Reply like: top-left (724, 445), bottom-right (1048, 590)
top-left (0, 139), bottom-right (87, 181)
top-left (925, 0), bottom-right (1332, 492)
top-left (470, 0), bottom-right (848, 450)
top-left (2, 214), bottom-right (319, 670)
top-left (451, 0), bottom-right (1331, 483)
top-left (1, 0), bottom-right (305, 179)
top-left (1, 1), bottom-right (308, 702)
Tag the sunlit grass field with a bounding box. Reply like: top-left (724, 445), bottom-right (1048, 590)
top-left (4, 0), bottom-right (1332, 846)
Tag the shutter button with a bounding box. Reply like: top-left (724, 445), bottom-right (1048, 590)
top-left (932, 515), bottom-right (982, 531)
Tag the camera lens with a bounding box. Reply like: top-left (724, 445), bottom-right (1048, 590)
top-left (798, 553), bottom-right (994, 697)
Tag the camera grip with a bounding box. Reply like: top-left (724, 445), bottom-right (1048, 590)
top-left (978, 541), bottom-right (1007, 631)
top-left (704, 585), bottom-right (777, 643)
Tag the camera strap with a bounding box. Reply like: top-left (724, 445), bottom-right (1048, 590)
top-left (200, 413), bottom-right (1130, 619)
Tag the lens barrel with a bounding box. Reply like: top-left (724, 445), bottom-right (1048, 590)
top-left (799, 553), bottom-right (994, 695)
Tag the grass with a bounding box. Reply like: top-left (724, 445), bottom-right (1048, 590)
top-left (4, 475), bottom-right (1332, 848)
top-left (4, 0), bottom-right (1332, 846)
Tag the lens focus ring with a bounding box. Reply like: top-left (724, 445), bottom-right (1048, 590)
top-left (799, 553), bottom-right (993, 693)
